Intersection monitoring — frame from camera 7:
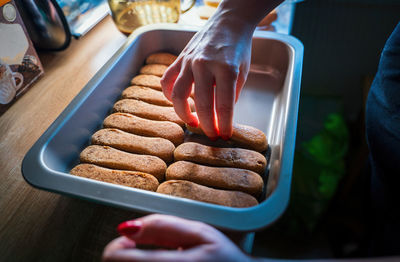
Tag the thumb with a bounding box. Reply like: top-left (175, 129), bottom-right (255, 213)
top-left (118, 214), bottom-right (220, 249)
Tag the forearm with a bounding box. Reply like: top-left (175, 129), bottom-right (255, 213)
top-left (209, 0), bottom-right (283, 32)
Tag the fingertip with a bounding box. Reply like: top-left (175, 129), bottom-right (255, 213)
top-left (216, 113), bottom-right (233, 141)
top-left (118, 237), bottom-right (137, 248)
top-left (188, 121), bottom-right (199, 128)
top-left (218, 125), bottom-right (233, 141)
top-left (195, 103), bottom-right (219, 139)
top-left (187, 114), bottom-right (199, 128)
top-left (221, 135), bottom-right (231, 141)
top-left (102, 236), bottom-right (136, 262)
top-left (219, 127), bottom-right (232, 140)
top-left (173, 100), bottom-right (196, 127)
top-left (201, 127), bottom-right (219, 140)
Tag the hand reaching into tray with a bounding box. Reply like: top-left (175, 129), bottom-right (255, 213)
top-left (161, 0), bottom-right (282, 140)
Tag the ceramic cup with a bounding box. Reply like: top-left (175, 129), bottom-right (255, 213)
top-left (0, 59), bottom-right (24, 104)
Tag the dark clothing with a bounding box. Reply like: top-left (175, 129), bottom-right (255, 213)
top-left (366, 22), bottom-right (400, 256)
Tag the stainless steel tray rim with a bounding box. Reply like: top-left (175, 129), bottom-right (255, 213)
top-left (22, 24), bottom-right (303, 231)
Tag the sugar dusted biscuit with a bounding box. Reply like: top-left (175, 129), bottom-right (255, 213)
top-left (91, 128), bottom-right (175, 163)
top-left (122, 86), bottom-right (173, 107)
top-left (174, 142), bottom-right (267, 174)
top-left (146, 52), bottom-right (177, 66)
top-left (166, 161), bottom-right (263, 197)
top-left (70, 164), bottom-right (159, 191)
top-left (113, 99), bottom-right (185, 127)
top-left (103, 113), bottom-right (184, 146)
top-left (130, 75), bottom-right (162, 91)
top-left (130, 74), bottom-right (195, 99)
top-left (140, 64), bottom-right (168, 77)
top-left (187, 123), bottom-right (268, 152)
top-left (80, 145), bottom-right (166, 181)
top-left (122, 86), bottom-right (196, 110)
top-left (157, 180), bottom-right (258, 207)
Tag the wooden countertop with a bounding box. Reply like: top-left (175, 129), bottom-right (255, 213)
top-left (0, 16), bottom-right (143, 261)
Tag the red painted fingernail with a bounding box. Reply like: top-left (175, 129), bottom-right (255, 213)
top-left (117, 220), bottom-right (142, 237)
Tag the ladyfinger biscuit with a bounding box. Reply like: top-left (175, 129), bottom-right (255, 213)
top-left (174, 142), bottom-right (266, 174)
top-left (146, 52), bottom-right (177, 66)
top-left (122, 86), bottom-right (196, 110)
top-left (187, 123), bottom-right (268, 152)
top-left (131, 74), bottom-right (195, 99)
top-left (130, 75), bottom-right (162, 91)
top-left (80, 145), bottom-right (166, 181)
top-left (113, 99), bottom-right (185, 127)
top-left (157, 180), bottom-right (258, 207)
top-left (70, 164), bottom-right (159, 191)
top-left (122, 86), bottom-right (172, 106)
top-left (166, 161), bottom-right (263, 197)
top-left (140, 64), bottom-right (168, 77)
top-left (103, 113), bottom-right (184, 146)
top-left (91, 128), bottom-right (175, 163)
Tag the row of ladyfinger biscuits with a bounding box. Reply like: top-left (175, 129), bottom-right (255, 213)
top-left (71, 165), bottom-right (258, 208)
top-left (72, 53), bottom-right (182, 188)
top-left (71, 141), bottom-right (265, 207)
top-left (70, 52), bottom-right (268, 207)
top-left (74, 141), bottom-right (266, 185)
top-left (70, 54), bottom-right (180, 196)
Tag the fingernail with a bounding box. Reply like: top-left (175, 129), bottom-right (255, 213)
top-left (117, 220), bottom-right (142, 237)
top-left (209, 136), bottom-right (218, 141)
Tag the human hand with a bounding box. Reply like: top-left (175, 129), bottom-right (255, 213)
top-left (161, 13), bottom-right (254, 140)
top-left (102, 214), bottom-right (253, 262)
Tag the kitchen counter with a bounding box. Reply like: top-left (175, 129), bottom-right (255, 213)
top-left (0, 16), bottom-right (134, 261)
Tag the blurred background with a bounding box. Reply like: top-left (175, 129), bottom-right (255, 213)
top-left (253, 0), bottom-right (400, 259)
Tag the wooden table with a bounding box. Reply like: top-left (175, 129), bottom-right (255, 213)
top-left (0, 15), bottom-right (253, 261)
top-left (0, 16), bottom-right (140, 262)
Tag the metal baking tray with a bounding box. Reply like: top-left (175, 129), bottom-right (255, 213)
top-left (22, 24), bottom-right (303, 232)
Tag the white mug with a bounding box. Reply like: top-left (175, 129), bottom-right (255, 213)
top-left (0, 59), bottom-right (24, 105)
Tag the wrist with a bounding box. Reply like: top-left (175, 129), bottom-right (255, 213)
top-left (216, 0), bottom-right (282, 27)
top-left (205, 7), bottom-right (257, 39)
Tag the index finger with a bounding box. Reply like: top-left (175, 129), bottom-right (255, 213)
top-left (127, 215), bottom-right (218, 249)
top-left (161, 59), bottom-right (182, 101)
top-left (171, 63), bottom-right (198, 127)
top-left (193, 66), bottom-right (219, 138)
